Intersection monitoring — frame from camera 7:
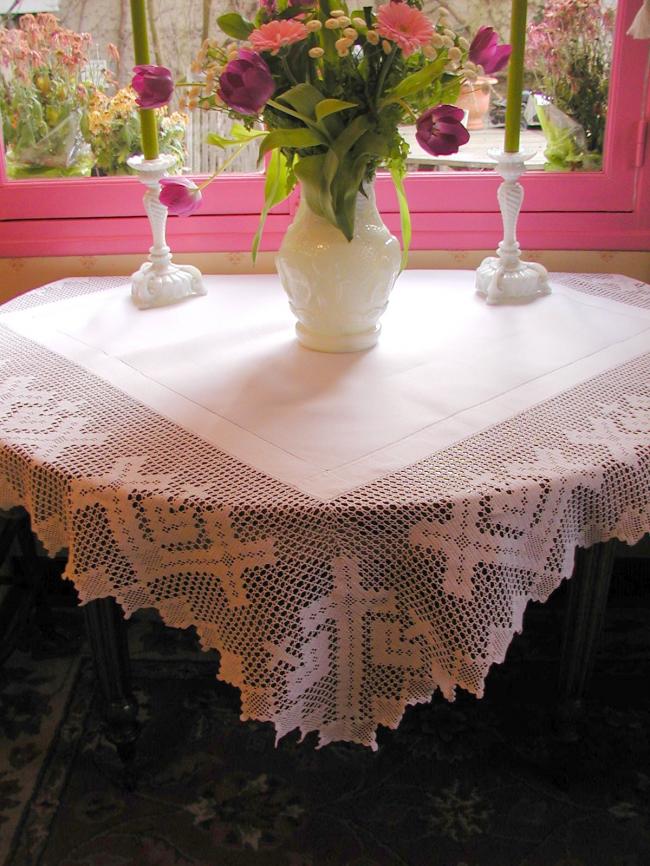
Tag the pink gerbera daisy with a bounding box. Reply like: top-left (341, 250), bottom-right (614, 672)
top-left (376, 2), bottom-right (434, 57)
top-left (249, 19), bottom-right (309, 54)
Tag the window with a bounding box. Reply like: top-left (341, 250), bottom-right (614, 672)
top-left (0, 0), bottom-right (648, 257)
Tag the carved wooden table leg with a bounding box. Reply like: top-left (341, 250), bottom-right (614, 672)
top-left (83, 597), bottom-right (139, 788)
top-left (0, 510), bottom-right (48, 663)
top-left (557, 540), bottom-right (617, 740)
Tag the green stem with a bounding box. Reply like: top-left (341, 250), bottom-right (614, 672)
top-left (198, 138), bottom-right (259, 189)
top-left (396, 98), bottom-right (418, 122)
top-left (130, 0), bottom-right (159, 159)
top-left (280, 52), bottom-right (299, 86)
top-left (375, 46), bottom-right (397, 110)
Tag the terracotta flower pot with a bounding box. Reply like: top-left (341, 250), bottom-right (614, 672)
top-left (455, 77), bottom-right (497, 130)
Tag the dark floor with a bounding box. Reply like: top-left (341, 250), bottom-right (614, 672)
top-left (1, 556), bottom-right (650, 866)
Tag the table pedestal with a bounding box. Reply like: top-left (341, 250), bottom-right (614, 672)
top-left (556, 541), bottom-right (617, 740)
top-left (83, 598), bottom-right (139, 789)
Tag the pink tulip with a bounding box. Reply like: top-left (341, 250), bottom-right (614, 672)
top-left (468, 26), bottom-right (512, 75)
top-left (159, 177), bottom-right (203, 216)
top-left (132, 64), bottom-right (174, 109)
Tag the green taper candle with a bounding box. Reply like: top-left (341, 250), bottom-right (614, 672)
top-left (504, 0), bottom-right (527, 153)
top-left (130, 0), bottom-right (159, 160)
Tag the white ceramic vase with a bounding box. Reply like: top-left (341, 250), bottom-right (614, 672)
top-left (276, 182), bottom-right (401, 352)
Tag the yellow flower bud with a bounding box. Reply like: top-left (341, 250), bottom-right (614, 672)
top-left (337, 16), bottom-right (351, 26)
top-left (366, 29), bottom-right (379, 45)
top-left (325, 18), bottom-right (339, 28)
top-left (438, 17), bottom-right (450, 29)
top-left (422, 44), bottom-right (436, 59)
top-left (448, 46), bottom-right (461, 62)
top-left (343, 27), bottom-right (357, 38)
top-left (308, 46), bottom-right (325, 58)
top-left (458, 36), bottom-right (469, 50)
top-left (382, 39), bottom-right (393, 54)
top-left (431, 32), bottom-right (444, 47)
top-left (444, 28), bottom-right (456, 40)
top-left (441, 35), bottom-right (454, 48)
top-left (335, 36), bottom-right (354, 53)
top-left (438, 6), bottom-right (449, 15)
top-left (330, 8), bottom-right (345, 15)
top-left (462, 68), bottom-right (478, 81)
top-left (306, 19), bottom-right (322, 31)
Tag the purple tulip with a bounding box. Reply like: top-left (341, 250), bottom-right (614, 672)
top-left (468, 26), bottom-right (512, 74)
top-left (218, 50), bottom-right (275, 116)
top-left (132, 65), bottom-right (174, 109)
top-left (159, 177), bottom-right (203, 216)
top-left (415, 104), bottom-right (470, 156)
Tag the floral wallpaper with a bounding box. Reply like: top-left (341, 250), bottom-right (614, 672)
top-left (0, 250), bottom-right (648, 302)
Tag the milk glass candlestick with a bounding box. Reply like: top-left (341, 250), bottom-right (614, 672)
top-left (475, 0), bottom-right (550, 304)
top-left (128, 0), bottom-right (204, 308)
top-left (130, 0), bottom-right (158, 159)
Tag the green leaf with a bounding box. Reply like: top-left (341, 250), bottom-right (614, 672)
top-left (331, 114), bottom-right (372, 161)
top-left (207, 125), bottom-right (267, 149)
top-left (258, 127), bottom-right (326, 161)
top-left (217, 12), bottom-right (254, 40)
top-left (276, 84), bottom-right (325, 119)
top-left (380, 56), bottom-right (447, 107)
top-left (330, 157), bottom-right (368, 241)
top-left (388, 161), bottom-right (411, 270)
top-left (439, 76), bottom-right (462, 105)
top-left (351, 129), bottom-right (390, 161)
top-left (230, 123), bottom-right (268, 141)
top-left (314, 99), bottom-right (358, 123)
top-left (294, 153), bottom-right (338, 227)
top-left (278, 5), bottom-right (313, 18)
top-left (267, 98), bottom-right (327, 140)
top-left (329, 130), bottom-right (388, 242)
top-left (252, 148), bottom-right (294, 262)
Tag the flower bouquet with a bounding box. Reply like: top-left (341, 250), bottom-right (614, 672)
top-left (151, 3), bottom-right (508, 348)
top-left (0, 14), bottom-right (103, 178)
top-left (171, 0), bottom-right (508, 260)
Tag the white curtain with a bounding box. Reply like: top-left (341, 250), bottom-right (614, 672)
top-left (628, 0), bottom-right (650, 37)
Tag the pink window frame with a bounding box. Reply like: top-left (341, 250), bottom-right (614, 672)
top-left (0, 0), bottom-right (648, 258)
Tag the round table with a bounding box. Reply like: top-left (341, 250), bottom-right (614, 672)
top-left (0, 270), bottom-right (648, 752)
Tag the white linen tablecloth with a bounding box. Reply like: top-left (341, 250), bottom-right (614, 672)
top-left (0, 271), bottom-right (648, 747)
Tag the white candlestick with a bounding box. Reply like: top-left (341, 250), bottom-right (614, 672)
top-left (476, 149), bottom-right (550, 304)
top-left (128, 154), bottom-right (206, 310)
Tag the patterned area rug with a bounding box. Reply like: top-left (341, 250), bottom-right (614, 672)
top-left (2, 593), bottom-right (650, 866)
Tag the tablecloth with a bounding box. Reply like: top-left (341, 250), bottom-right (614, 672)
top-left (0, 271), bottom-right (648, 748)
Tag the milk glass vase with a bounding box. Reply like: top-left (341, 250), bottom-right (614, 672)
top-left (276, 182), bottom-right (401, 353)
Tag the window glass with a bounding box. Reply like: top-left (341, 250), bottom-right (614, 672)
top-left (0, 0), bottom-right (619, 181)
top-left (407, 0), bottom-right (616, 173)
